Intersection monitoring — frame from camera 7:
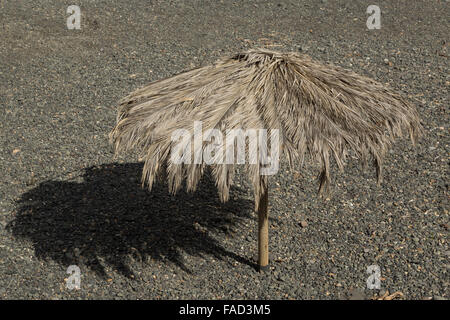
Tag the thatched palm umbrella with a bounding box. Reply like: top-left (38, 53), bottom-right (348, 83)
top-left (110, 49), bottom-right (421, 271)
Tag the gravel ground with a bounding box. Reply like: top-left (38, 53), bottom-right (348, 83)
top-left (0, 0), bottom-right (448, 300)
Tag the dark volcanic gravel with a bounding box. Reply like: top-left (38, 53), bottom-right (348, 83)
top-left (0, 0), bottom-right (448, 300)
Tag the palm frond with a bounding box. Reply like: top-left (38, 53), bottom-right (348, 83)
top-left (110, 48), bottom-right (422, 206)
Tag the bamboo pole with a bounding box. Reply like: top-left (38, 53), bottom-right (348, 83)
top-left (257, 185), bottom-right (269, 272)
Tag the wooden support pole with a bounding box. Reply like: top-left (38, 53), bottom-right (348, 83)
top-left (257, 185), bottom-right (269, 272)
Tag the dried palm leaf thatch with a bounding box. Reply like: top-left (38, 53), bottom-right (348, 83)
top-left (110, 48), bottom-right (422, 208)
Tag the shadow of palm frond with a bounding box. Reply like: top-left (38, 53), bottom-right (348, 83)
top-left (7, 163), bottom-right (255, 278)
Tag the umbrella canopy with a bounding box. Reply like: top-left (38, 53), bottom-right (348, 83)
top-left (110, 48), bottom-right (422, 271)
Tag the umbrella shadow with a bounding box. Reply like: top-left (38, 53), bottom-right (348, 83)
top-left (7, 163), bottom-right (256, 278)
